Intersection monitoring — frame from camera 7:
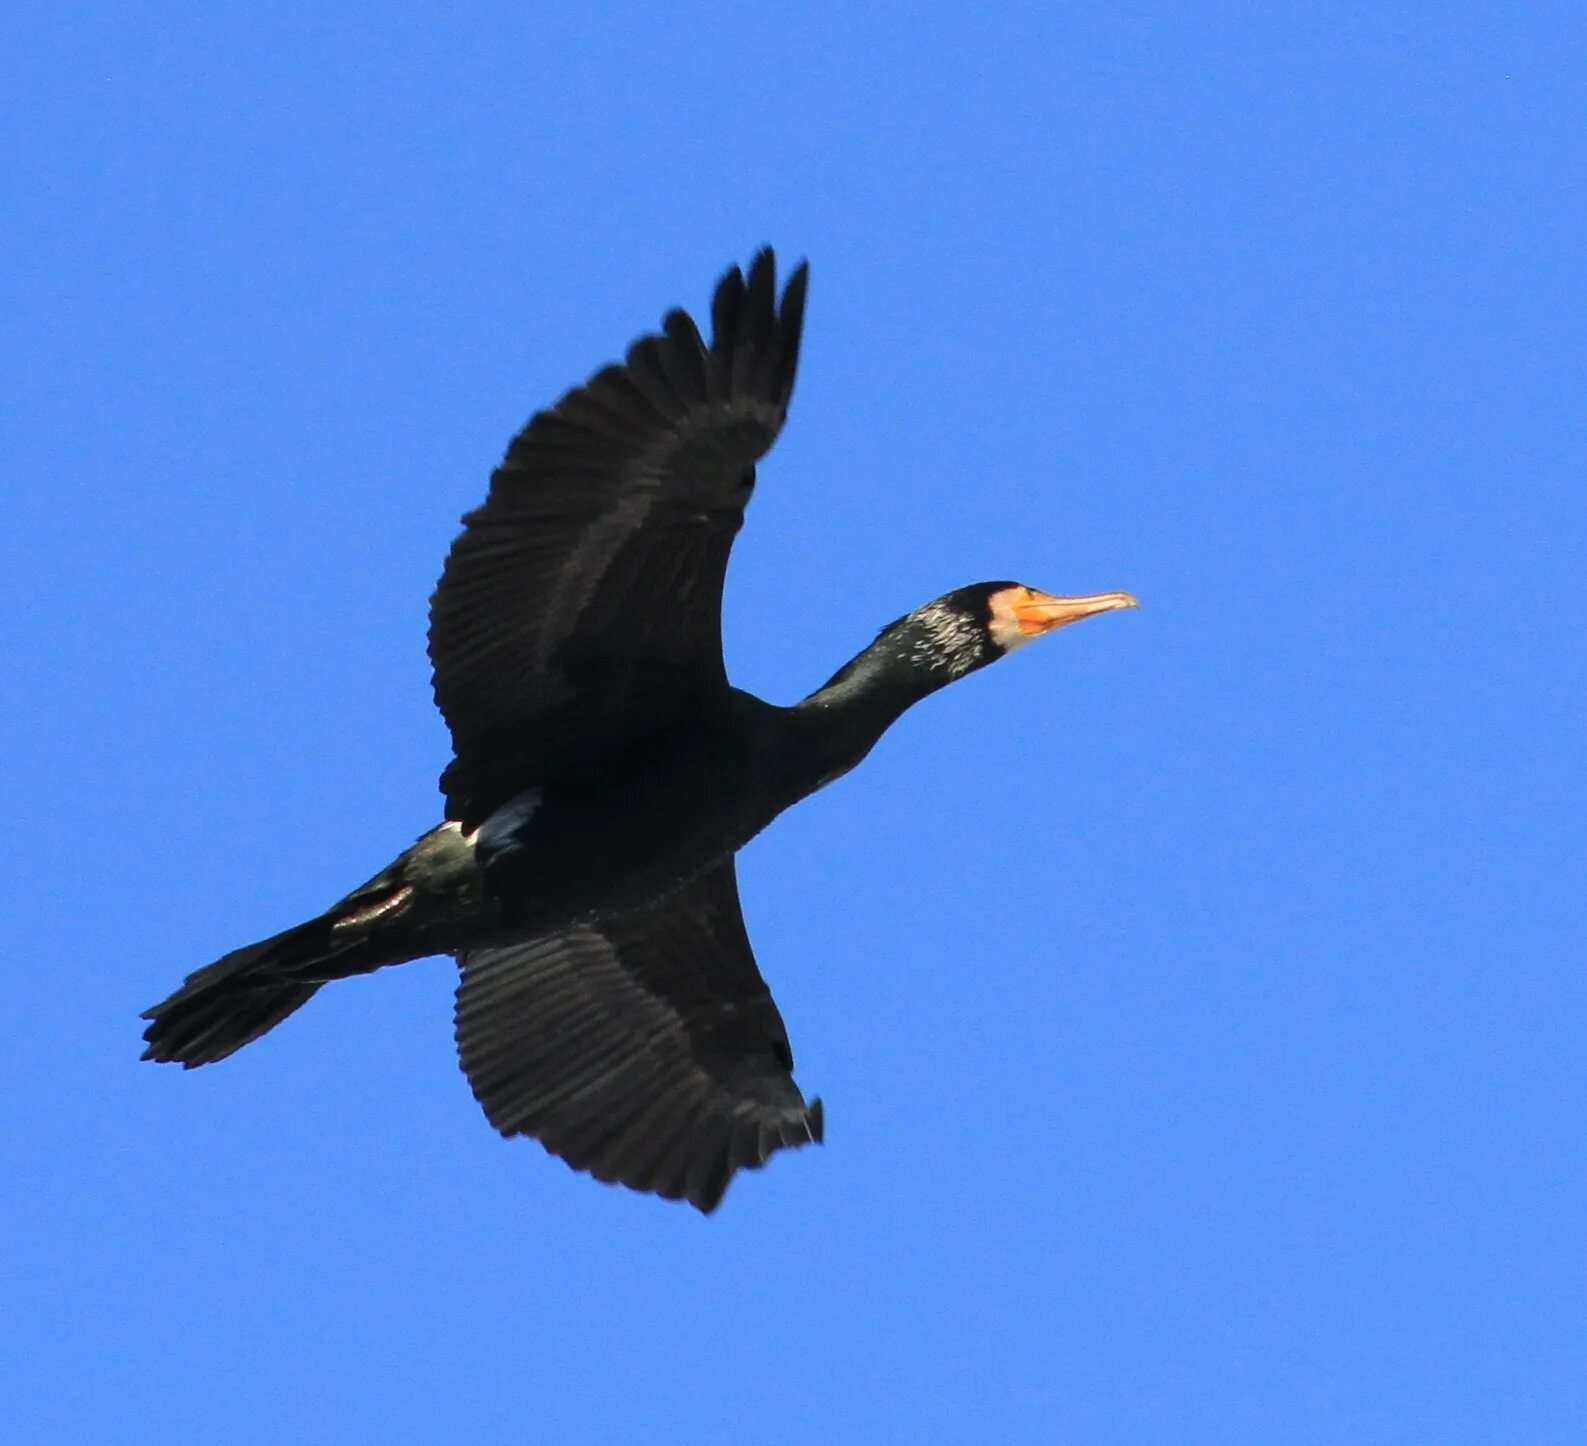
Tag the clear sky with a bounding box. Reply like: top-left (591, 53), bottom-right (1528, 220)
top-left (6, 4), bottom-right (1584, 1442)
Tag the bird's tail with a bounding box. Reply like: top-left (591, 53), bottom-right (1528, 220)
top-left (142, 821), bottom-right (482, 1068)
top-left (140, 918), bottom-right (335, 1067)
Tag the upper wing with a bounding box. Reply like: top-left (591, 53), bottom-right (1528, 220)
top-left (429, 249), bottom-right (809, 827)
top-left (453, 859), bottom-right (822, 1214)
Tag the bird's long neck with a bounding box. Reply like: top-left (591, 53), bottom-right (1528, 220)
top-left (786, 627), bottom-right (959, 786)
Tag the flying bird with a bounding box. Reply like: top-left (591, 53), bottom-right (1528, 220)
top-left (142, 250), bottom-right (1136, 1212)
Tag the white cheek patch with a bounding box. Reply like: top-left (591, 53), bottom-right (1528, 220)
top-left (990, 619), bottom-right (1035, 652)
top-left (987, 591), bottom-right (1035, 653)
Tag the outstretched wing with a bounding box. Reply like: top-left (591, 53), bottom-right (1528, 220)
top-left (453, 859), bottom-right (822, 1213)
top-left (429, 250), bottom-right (809, 827)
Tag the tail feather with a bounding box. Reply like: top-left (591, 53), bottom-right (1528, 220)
top-left (141, 920), bottom-right (331, 1067)
top-left (144, 823), bottom-right (481, 1068)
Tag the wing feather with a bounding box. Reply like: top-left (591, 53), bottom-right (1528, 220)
top-left (429, 251), bottom-right (808, 826)
top-left (453, 860), bottom-right (821, 1213)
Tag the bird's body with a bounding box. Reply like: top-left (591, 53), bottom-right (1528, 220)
top-left (476, 692), bottom-right (819, 931)
top-left (143, 251), bottom-right (1136, 1212)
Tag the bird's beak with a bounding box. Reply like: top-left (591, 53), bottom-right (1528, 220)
top-left (1012, 588), bottom-right (1139, 638)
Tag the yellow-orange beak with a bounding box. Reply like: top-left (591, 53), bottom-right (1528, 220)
top-left (1008, 587), bottom-right (1139, 638)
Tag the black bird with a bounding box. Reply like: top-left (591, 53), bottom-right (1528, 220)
top-left (142, 250), bottom-right (1136, 1212)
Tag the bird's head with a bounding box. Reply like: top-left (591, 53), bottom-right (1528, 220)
top-left (811, 580), bottom-right (1137, 711)
top-left (889, 581), bottom-right (1139, 682)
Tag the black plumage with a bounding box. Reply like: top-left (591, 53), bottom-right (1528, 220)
top-left (142, 250), bottom-right (1135, 1212)
top-left (430, 251), bottom-right (806, 828)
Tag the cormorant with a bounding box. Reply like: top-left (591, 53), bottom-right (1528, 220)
top-left (142, 250), bottom-right (1137, 1212)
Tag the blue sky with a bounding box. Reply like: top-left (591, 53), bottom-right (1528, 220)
top-left (5, 3), bottom-right (1584, 1441)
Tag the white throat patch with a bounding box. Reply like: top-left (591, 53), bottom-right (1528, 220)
top-left (987, 588), bottom-right (1036, 654)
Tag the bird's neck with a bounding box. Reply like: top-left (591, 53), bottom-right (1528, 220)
top-left (787, 632), bottom-right (955, 783)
